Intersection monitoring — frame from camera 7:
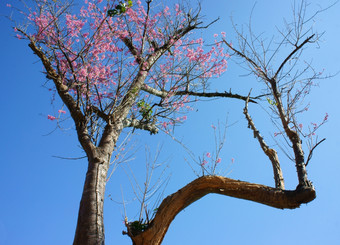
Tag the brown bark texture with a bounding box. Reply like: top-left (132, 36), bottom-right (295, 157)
top-left (73, 153), bottom-right (110, 245)
top-left (127, 176), bottom-right (315, 245)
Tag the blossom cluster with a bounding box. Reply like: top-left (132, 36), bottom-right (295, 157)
top-left (14, 0), bottom-right (229, 126)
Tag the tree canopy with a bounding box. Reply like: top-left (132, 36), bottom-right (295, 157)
top-left (2, 0), bottom-right (339, 244)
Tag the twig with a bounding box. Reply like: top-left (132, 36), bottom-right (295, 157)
top-left (305, 138), bottom-right (326, 166)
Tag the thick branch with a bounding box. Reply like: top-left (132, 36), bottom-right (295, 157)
top-left (223, 33), bottom-right (311, 188)
top-left (244, 96), bottom-right (284, 189)
top-left (128, 175), bottom-right (315, 245)
top-left (141, 84), bottom-right (257, 103)
top-left (123, 118), bottom-right (158, 134)
top-left (26, 36), bottom-right (94, 154)
top-left (116, 13), bottom-right (216, 126)
top-left (90, 104), bottom-right (109, 121)
top-left (122, 37), bottom-right (140, 59)
top-left (270, 79), bottom-right (309, 187)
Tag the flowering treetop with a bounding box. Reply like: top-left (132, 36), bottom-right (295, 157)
top-left (14, 0), bottom-right (232, 142)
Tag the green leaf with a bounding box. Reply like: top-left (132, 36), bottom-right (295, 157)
top-left (266, 97), bottom-right (277, 106)
top-left (108, 1), bottom-right (132, 17)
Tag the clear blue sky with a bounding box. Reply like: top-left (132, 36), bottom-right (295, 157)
top-left (1, 0), bottom-right (339, 244)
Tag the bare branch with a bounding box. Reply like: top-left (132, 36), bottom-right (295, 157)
top-left (305, 138), bottom-right (326, 166)
top-left (222, 39), bottom-right (270, 81)
top-left (141, 84), bottom-right (258, 103)
top-left (52, 155), bottom-right (87, 160)
top-left (274, 34), bottom-right (315, 79)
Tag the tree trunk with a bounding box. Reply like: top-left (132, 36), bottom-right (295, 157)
top-left (73, 153), bottom-right (110, 245)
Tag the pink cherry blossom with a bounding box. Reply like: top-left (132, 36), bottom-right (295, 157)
top-left (324, 113), bottom-right (329, 121)
top-left (274, 132), bottom-right (280, 137)
top-left (47, 115), bottom-right (56, 121)
top-left (17, 0), bottom-right (229, 130)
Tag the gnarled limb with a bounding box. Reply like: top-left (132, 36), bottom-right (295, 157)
top-left (126, 175), bottom-right (315, 245)
top-left (244, 95), bottom-right (285, 189)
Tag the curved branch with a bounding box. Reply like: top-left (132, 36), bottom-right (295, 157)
top-left (127, 175), bottom-right (315, 245)
top-left (305, 138), bottom-right (326, 166)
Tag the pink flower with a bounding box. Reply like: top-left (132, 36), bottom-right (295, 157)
top-left (6, 4), bottom-right (11, 7)
top-left (175, 4), bottom-right (181, 15)
top-left (324, 113), bottom-right (329, 121)
top-left (47, 115), bottom-right (56, 121)
top-left (231, 158), bottom-right (234, 164)
top-left (298, 124), bottom-right (303, 130)
top-left (58, 109), bottom-right (66, 114)
top-left (214, 34), bottom-right (218, 38)
top-left (206, 152), bottom-right (211, 158)
top-left (216, 158), bottom-right (221, 163)
top-left (211, 124), bottom-right (216, 129)
top-left (201, 160), bottom-right (208, 166)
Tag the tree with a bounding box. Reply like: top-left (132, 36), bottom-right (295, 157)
top-left (9, 0), bottom-right (328, 244)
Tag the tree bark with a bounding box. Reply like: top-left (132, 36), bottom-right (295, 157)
top-left (73, 152), bottom-right (110, 245)
top-left (127, 176), bottom-right (316, 245)
top-left (243, 98), bottom-right (285, 189)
